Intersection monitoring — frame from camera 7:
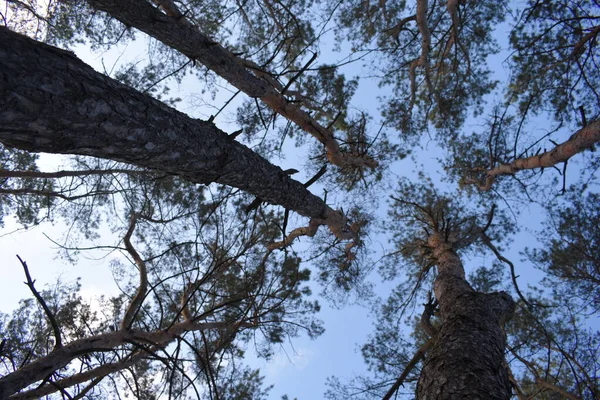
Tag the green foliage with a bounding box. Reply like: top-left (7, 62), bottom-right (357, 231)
top-left (468, 262), bottom-right (505, 293)
top-left (0, 278), bottom-right (93, 370)
top-left (219, 367), bottom-right (273, 400)
top-left (527, 190), bottom-right (600, 313)
top-left (0, 146), bottom-right (47, 227)
top-left (334, 0), bottom-right (505, 138)
top-left (506, 295), bottom-right (600, 399)
top-left (508, 0), bottom-right (600, 123)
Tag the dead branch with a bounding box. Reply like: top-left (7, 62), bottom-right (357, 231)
top-left (479, 233), bottom-right (532, 309)
top-left (420, 292), bottom-right (438, 337)
top-left (16, 255), bottom-right (62, 349)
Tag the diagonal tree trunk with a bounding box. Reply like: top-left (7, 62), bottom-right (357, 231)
top-left (0, 27), bottom-right (350, 236)
top-left (416, 232), bottom-right (515, 400)
top-left (83, 0), bottom-right (377, 169)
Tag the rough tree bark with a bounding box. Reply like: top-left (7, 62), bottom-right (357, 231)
top-left (84, 0), bottom-right (377, 169)
top-left (416, 232), bottom-right (515, 400)
top-left (0, 26), bottom-right (351, 237)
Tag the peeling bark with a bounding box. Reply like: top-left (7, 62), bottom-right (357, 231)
top-left (442, 0), bottom-right (460, 58)
top-left (0, 26), bottom-right (346, 228)
top-left (85, 0), bottom-right (377, 169)
top-left (416, 233), bottom-right (515, 400)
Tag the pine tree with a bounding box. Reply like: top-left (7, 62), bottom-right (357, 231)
top-left (0, 0), bottom-right (598, 399)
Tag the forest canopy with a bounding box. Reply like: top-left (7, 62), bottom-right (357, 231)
top-left (0, 0), bottom-right (599, 399)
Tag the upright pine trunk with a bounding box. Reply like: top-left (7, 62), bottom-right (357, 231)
top-left (417, 233), bottom-right (515, 399)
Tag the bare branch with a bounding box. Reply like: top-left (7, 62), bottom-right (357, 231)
top-left (535, 378), bottom-right (581, 400)
top-left (505, 360), bottom-right (527, 400)
top-left (385, 14), bottom-right (416, 38)
top-left (70, 376), bottom-right (105, 400)
top-left (16, 255), bottom-right (62, 349)
top-left (267, 219), bottom-right (320, 250)
top-left (508, 346), bottom-right (580, 400)
top-left (442, 0), bottom-right (459, 58)
top-left (420, 292), bottom-right (438, 337)
top-left (569, 24), bottom-right (600, 58)
top-left (120, 214), bottom-right (148, 330)
top-left (0, 320), bottom-right (252, 398)
top-left (479, 233), bottom-right (532, 309)
top-left (0, 188), bottom-right (120, 201)
top-left (303, 165), bottom-right (327, 188)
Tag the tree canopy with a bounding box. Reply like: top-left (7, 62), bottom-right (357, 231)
top-left (0, 0), bottom-right (599, 399)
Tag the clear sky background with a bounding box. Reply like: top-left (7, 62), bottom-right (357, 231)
top-left (1, 11), bottom-right (596, 399)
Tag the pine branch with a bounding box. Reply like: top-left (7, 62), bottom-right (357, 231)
top-left (471, 119), bottom-right (600, 191)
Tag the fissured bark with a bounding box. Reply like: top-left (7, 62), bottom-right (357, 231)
top-left (417, 233), bottom-right (515, 399)
top-left (0, 27), bottom-right (329, 221)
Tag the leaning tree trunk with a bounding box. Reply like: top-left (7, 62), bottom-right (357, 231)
top-left (84, 0), bottom-right (377, 169)
top-left (0, 27), bottom-right (330, 221)
top-left (416, 233), bottom-right (515, 400)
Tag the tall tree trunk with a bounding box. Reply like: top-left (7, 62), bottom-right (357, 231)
top-left (83, 0), bottom-right (377, 168)
top-left (416, 233), bottom-right (515, 400)
top-left (0, 27), bottom-right (331, 222)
